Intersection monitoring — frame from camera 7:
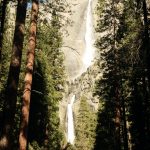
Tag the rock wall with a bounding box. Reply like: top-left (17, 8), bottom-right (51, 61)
top-left (62, 0), bottom-right (98, 80)
top-left (59, 0), bottom-right (100, 143)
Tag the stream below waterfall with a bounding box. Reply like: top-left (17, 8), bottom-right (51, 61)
top-left (67, 0), bottom-right (95, 145)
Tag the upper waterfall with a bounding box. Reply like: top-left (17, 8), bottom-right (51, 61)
top-left (62, 0), bottom-right (96, 80)
top-left (82, 0), bottom-right (95, 70)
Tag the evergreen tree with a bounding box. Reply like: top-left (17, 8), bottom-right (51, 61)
top-left (0, 1), bottom-right (16, 134)
top-left (27, 4), bottom-right (65, 149)
top-left (0, 0), bottom-right (27, 149)
top-left (19, 0), bottom-right (39, 149)
top-left (0, 0), bottom-right (68, 149)
top-left (95, 0), bottom-right (150, 149)
top-left (75, 96), bottom-right (97, 150)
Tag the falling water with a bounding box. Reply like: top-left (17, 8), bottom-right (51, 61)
top-left (83, 0), bottom-right (95, 70)
top-left (67, 0), bottom-right (95, 145)
top-left (67, 95), bottom-right (75, 144)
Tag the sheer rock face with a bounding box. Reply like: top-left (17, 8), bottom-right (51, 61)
top-left (62, 0), bottom-right (98, 80)
top-left (59, 0), bottom-right (100, 142)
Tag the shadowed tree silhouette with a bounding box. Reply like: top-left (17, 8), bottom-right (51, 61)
top-left (27, 59), bottom-right (48, 149)
top-left (0, 0), bottom-right (27, 149)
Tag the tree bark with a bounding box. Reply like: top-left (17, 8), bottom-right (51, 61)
top-left (0, 0), bottom-right (27, 149)
top-left (114, 84), bottom-right (121, 150)
top-left (121, 95), bottom-right (128, 150)
top-left (142, 0), bottom-right (150, 135)
top-left (0, 0), bottom-right (8, 136)
top-left (132, 79), bottom-right (145, 150)
top-left (19, 0), bottom-right (39, 149)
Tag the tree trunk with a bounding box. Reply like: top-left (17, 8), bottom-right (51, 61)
top-left (112, 0), bottom-right (121, 149)
top-left (142, 0), bottom-right (150, 135)
top-left (19, 0), bottom-right (39, 149)
top-left (0, 0), bottom-right (8, 138)
top-left (132, 79), bottom-right (145, 150)
top-left (0, 0), bottom-right (27, 149)
top-left (114, 84), bottom-right (121, 150)
top-left (122, 95), bottom-right (128, 150)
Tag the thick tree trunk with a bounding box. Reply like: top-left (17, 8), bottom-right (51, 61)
top-left (0, 0), bottom-right (27, 149)
top-left (142, 0), bottom-right (150, 135)
top-left (0, 0), bottom-right (7, 137)
top-left (132, 79), bottom-right (145, 150)
top-left (19, 0), bottom-right (39, 149)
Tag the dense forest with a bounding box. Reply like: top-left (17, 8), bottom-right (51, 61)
top-left (95, 0), bottom-right (150, 150)
top-left (0, 0), bottom-right (150, 150)
top-left (0, 0), bottom-right (66, 149)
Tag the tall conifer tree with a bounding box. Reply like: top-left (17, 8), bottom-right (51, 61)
top-left (0, 0), bottom-right (27, 149)
top-left (19, 0), bottom-right (39, 149)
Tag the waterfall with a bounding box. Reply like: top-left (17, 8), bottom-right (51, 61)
top-left (67, 0), bottom-right (94, 145)
top-left (83, 0), bottom-right (95, 70)
top-left (67, 95), bottom-right (75, 144)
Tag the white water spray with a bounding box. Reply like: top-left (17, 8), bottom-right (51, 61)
top-left (83, 0), bottom-right (95, 70)
top-left (67, 95), bottom-right (75, 144)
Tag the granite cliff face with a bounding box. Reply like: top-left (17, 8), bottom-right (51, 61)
top-left (59, 0), bottom-right (100, 144)
top-left (62, 0), bottom-right (98, 80)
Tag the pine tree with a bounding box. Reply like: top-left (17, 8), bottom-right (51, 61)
top-left (27, 2), bottom-right (65, 149)
top-left (0, 0), bottom-right (27, 149)
top-left (75, 96), bottom-right (97, 150)
top-left (19, 0), bottom-right (39, 149)
top-left (95, 0), bottom-right (150, 149)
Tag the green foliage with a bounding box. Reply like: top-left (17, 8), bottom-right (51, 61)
top-left (0, 4), bottom-right (16, 133)
top-left (74, 96), bottom-right (97, 150)
top-left (95, 0), bottom-right (150, 149)
top-left (29, 141), bottom-right (41, 150)
top-left (27, 13), bottom-right (65, 149)
top-left (66, 144), bottom-right (76, 150)
top-left (0, 0), bottom-right (67, 149)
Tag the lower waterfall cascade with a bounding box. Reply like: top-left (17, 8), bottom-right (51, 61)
top-left (67, 95), bottom-right (75, 144)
